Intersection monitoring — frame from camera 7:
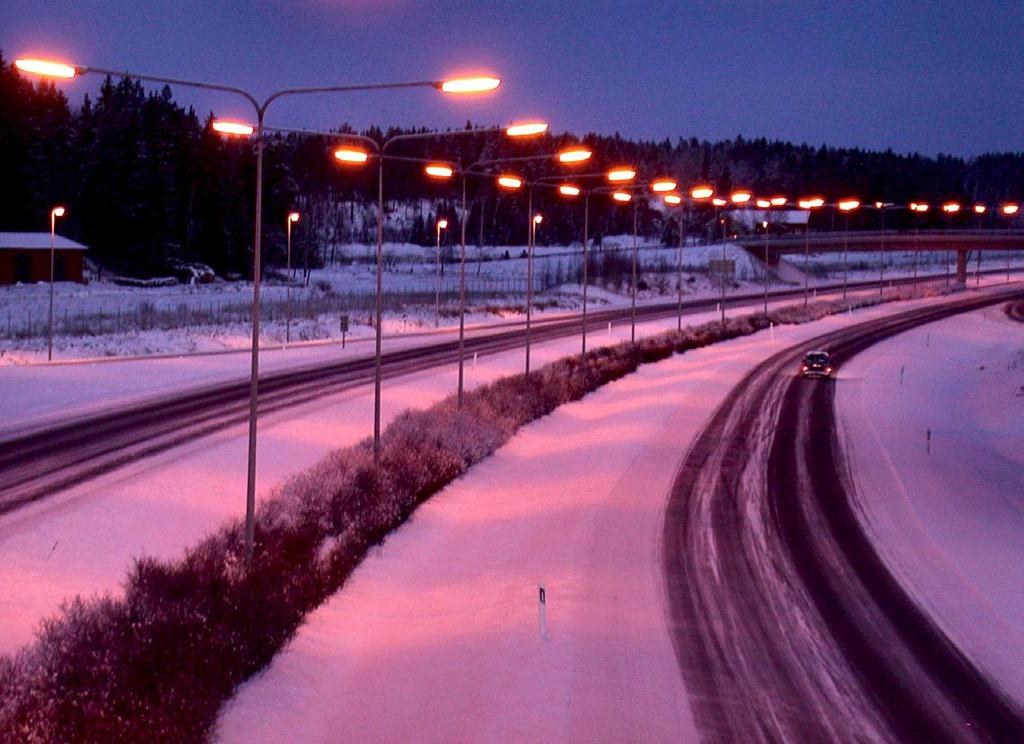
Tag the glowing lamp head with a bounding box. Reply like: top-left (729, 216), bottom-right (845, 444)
top-left (1003, 204), bottom-right (1020, 216)
top-left (691, 185), bottom-right (714, 200)
top-left (838, 199), bottom-right (860, 212)
top-left (497, 175), bottom-right (523, 190)
top-left (712, 197), bottom-right (728, 207)
top-left (910, 202), bottom-right (930, 213)
top-left (612, 191), bottom-right (632, 203)
top-left (558, 184), bottom-right (581, 197)
top-left (941, 202), bottom-right (961, 213)
top-left (533, 214), bottom-right (543, 225)
top-left (425, 164), bottom-right (454, 179)
top-left (973, 205), bottom-right (987, 214)
top-left (731, 191), bottom-right (752, 204)
top-left (663, 194), bottom-right (683, 206)
top-left (439, 76), bottom-right (501, 94)
top-left (558, 148), bottom-right (592, 164)
top-left (15, 58), bottom-right (77, 79)
top-left (437, 219), bottom-right (448, 230)
top-left (505, 121), bottom-right (548, 138)
top-left (651, 179), bottom-right (677, 193)
top-left (333, 147), bottom-right (370, 164)
top-left (770, 196), bottom-right (787, 207)
top-left (607, 167), bottom-right (636, 182)
top-left (756, 199), bottom-right (772, 209)
top-left (288, 212), bottom-right (300, 223)
top-left (212, 120), bottom-right (255, 137)
top-left (798, 197), bottom-right (825, 209)
top-left (51, 206), bottom-right (66, 218)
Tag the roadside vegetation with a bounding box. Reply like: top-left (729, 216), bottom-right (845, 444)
top-left (0, 284), bottom-right (959, 742)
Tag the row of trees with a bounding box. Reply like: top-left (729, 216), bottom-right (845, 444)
top-left (2, 51), bottom-right (1022, 279)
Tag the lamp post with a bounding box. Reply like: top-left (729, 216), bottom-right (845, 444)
top-left (1004, 204), bottom-right (1020, 282)
top-left (973, 204), bottom-right (986, 284)
top-left (941, 201), bottom-right (961, 284)
top-left (47, 206), bottom-right (66, 362)
top-left (434, 218), bottom-right (448, 326)
top-left (663, 192), bottom-right (685, 331)
top-left (729, 190), bottom-right (751, 323)
top-left (594, 168), bottom-right (638, 339)
top-left (909, 202), bottom-right (929, 287)
top-left (798, 197), bottom-right (825, 307)
top-left (285, 211), bottom-right (299, 344)
top-left (837, 199), bottom-right (860, 300)
top-left (873, 202), bottom-right (895, 295)
top-left (688, 185), bottom-right (714, 329)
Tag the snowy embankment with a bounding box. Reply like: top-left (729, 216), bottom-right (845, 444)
top-left (837, 305), bottom-right (1024, 704)
top-left (212, 289), bottom-right (1006, 743)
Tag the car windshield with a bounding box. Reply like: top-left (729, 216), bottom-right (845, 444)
top-left (805, 353), bottom-right (829, 364)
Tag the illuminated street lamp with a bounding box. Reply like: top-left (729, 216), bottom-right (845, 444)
top-left (662, 192), bottom-right (687, 330)
top-left (837, 199), bottom-right (860, 300)
top-left (909, 202), bottom-right (930, 286)
top-left (691, 185), bottom-right (715, 200)
top-left (607, 167), bottom-right (637, 183)
top-left (873, 201), bottom-right (897, 295)
top-left (798, 197), bottom-right (826, 307)
top-left (19, 54), bottom-right (501, 567)
top-left (434, 218), bottom-right (448, 325)
top-left (758, 196), bottom-right (789, 313)
top-left (651, 179), bottom-right (677, 193)
top-left (940, 202), bottom-right (962, 284)
top-left (47, 206), bottom-right (66, 362)
top-left (285, 211), bottom-right (300, 344)
top-left (731, 190), bottom-right (752, 204)
top-left (558, 148), bottom-right (593, 164)
top-left (1002, 204), bottom-right (1019, 282)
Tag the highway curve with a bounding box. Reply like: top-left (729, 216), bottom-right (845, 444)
top-left (663, 289), bottom-right (1024, 742)
top-left (0, 272), bottom-right (958, 515)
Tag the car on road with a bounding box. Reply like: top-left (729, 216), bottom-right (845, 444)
top-left (800, 350), bottom-right (834, 379)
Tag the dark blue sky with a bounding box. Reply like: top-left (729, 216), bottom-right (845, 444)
top-left (3, 0), bottom-right (1021, 156)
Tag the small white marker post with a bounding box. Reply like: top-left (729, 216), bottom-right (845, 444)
top-left (770, 322), bottom-right (775, 342)
top-left (473, 352), bottom-right (478, 369)
top-left (608, 321), bottom-right (612, 337)
top-left (538, 584), bottom-right (548, 641)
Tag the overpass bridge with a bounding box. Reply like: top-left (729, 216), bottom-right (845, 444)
top-left (736, 229), bottom-right (1024, 283)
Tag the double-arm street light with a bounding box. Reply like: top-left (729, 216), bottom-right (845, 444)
top-left (909, 202), bottom-right (930, 286)
top-left (47, 205), bottom-right (66, 362)
top-left (16, 55), bottom-right (501, 566)
top-left (941, 201), bottom-right (962, 284)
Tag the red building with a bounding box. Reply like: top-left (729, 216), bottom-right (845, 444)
top-left (0, 233), bottom-right (88, 285)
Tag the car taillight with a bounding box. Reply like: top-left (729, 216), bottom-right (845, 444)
top-left (801, 365), bottom-right (809, 371)
top-left (826, 367), bottom-right (832, 373)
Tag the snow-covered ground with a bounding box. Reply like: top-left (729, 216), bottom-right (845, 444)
top-left (837, 304), bottom-right (1024, 704)
top-left (210, 287), bottom-right (1019, 742)
top-left (0, 287), bottom-right (817, 655)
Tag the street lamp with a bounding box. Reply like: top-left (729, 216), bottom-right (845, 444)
top-left (798, 197), bottom-right (825, 307)
top-left (285, 211), bottom-right (300, 345)
top-left (873, 202), bottom-right (895, 295)
top-left (941, 202), bottom-right (961, 284)
top-left (600, 173), bottom-right (641, 342)
top-left (1003, 204), bottom-right (1019, 282)
top-left (20, 55), bottom-right (502, 566)
top-left (47, 206), bottom-right (66, 362)
top-left (909, 202), bottom-right (930, 286)
top-left (434, 218), bottom-right (448, 326)
top-left (663, 192), bottom-right (686, 331)
top-left (837, 199), bottom-right (860, 300)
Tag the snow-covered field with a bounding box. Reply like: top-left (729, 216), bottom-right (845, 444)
top-left (837, 304), bottom-right (1024, 703)
top-left (210, 287), bottom-right (1019, 742)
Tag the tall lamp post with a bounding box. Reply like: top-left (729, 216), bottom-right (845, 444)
top-left (1003, 204), bottom-right (1020, 282)
top-left (687, 184), bottom-right (715, 329)
top-left (16, 56), bottom-right (502, 567)
top-left (837, 198), bottom-right (861, 300)
top-left (434, 218), bottom-right (448, 326)
top-left (972, 204), bottom-right (986, 284)
top-left (941, 201), bottom-right (961, 284)
top-left (47, 205), bottom-right (66, 362)
top-left (728, 190), bottom-right (752, 323)
top-left (874, 202), bottom-right (895, 295)
top-left (663, 192), bottom-right (685, 330)
top-left (909, 202), bottom-right (930, 287)
top-left (285, 211), bottom-right (299, 344)
top-left (798, 197), bottom-right (825, 308)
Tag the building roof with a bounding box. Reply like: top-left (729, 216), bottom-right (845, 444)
top-left (0, 232), bottom-right (88, 251)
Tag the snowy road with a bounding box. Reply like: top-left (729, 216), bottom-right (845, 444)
top-left (215, 288), bottom-right (1019, 742)
top-left (663, 290), bottom-right (1024, 742)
